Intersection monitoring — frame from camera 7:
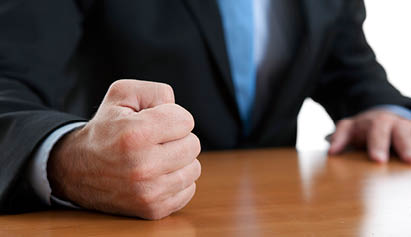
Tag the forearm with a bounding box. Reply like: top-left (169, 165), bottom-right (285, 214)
top-left (0, 0), bottom-right (85, 212)
top-left (311, 1), bottom-right (411, 120)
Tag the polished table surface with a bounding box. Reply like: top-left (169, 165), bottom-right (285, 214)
top-left (2, 148), bottom-right (411, 236)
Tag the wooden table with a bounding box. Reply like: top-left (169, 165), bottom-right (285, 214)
top-left (2, 148), bottom-right (411, 236)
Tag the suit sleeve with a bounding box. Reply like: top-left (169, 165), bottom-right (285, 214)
top-left (311, 0), bottom-right (411, 122)
top-left (0, 0), bottom-right (87, 213)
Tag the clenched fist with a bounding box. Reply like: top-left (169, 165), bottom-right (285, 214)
top-left (48, 80), bottom-right (201, 220)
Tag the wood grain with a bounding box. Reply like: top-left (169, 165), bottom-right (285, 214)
top-left (1, 148), bottom-right (411, 236)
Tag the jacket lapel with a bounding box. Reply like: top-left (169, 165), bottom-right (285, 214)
top-left (182, 0), bottom-right (236, 100)
top-left (183, 0), bottom-right (327, 137)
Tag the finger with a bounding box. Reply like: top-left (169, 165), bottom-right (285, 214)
top-left (134, 103), bottom-right (195, 144)
top-left (329, 119), bottom-right (354, 155)
top-left (145, 183), bottom-right (197, 220)
top-left (136, 159), bottom-right (201, 204)
top-left (392, 120), bottom-right (411, 163)
top-left (103, 79), bottom-right (175, 111)
top-left (160, 159), bottom-right (201, 198)
top-left (156, 133), bottom-right (201, 173)
top-left (129, 133), bottom-right (201, 180)
top-left (164, 183), bottom-right (197, 217)
top-left (366, 120), bottom-right (392, 163)
top-left (139, 133), bottom-right (201, 178)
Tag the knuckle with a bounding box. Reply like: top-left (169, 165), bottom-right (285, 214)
top-left (189, 133), bottom-right (202, 157)
top-left (397, 118), bottom-right (411, 128)
top-left (115, 133), bottom-right (153, 171)
top-left (336, 119), bottom-right (352, 128)
top-left (157, 83), bottom-right (175, 103)
top-left (116, 135), bottom-right (134, 159)
top-left (375, 112), bottom-right (394, 123)
top-left (178, 134), bottom-right (200, 160)
top-left (393, 120), bottom-right (411, 137)
top-left (162, 104), bottom-right (195, 131)
top-left (193, 159), bottom-right (202, 179)
top-left (146, 208), bottom-right (166, 220)
top-left (175, 169), bottom-right (186, 188)
top-left (116, 131), bottom-right (140, 154)
top-left (191, 182), bottom-right (197, 194)
top-left (138, 191), bottom-right (158, 206)
top-left (369, 118), bottom-right (390, 133)
top-left (178, 107), bottom-right (195, 131)
top-left (107, 80), bottom-right (129, 98)
top-left (143, 202), bottom-right (169, 220)
top-left (132, 162), bottom-right (156, 181)
top-left (185, 183), bottom-right (197, 202)
top-left (130, 182), bottom-right (146, 199)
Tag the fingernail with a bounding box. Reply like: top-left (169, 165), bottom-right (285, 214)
top-left (373, 151), bottom-right (388, 163)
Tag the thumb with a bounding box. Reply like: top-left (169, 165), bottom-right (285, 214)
top-left (103, 79), bottom-right (175, 111)
top-left (328, 119), bottom-right (354, 155)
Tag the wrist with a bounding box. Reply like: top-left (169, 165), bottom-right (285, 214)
top-left (47, 126), bottom-right (85, 203)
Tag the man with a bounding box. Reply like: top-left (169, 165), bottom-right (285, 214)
top-left (0, 0), bottom-right (410, 220)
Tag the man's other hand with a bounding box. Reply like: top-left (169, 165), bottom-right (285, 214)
top-left (329, 109), bottom-right (411, 163)
top-left (48, 80), bottom-right (201, 220)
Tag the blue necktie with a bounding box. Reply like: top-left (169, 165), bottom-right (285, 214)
top-left (217, 0), bottom-right (256, 134)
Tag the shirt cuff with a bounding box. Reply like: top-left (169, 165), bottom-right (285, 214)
top-left (372, 104), bottom-right (411, 120)
top-left (29, 122), bottom-right (86, 207)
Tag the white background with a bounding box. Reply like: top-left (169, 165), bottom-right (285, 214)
top-left (297, 0), bottom-right (411, 151)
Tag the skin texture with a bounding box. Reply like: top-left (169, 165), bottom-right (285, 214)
top-left (329, 109), bottom-right (411, 164)
top-left (48, 80), bottom-right (202, 220)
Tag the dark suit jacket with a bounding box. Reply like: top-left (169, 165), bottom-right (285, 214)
top-left (1, 0), bottom-right (410, 213)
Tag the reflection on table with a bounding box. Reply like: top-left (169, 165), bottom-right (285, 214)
top-left (1, 148), bottom-right (411, 237)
